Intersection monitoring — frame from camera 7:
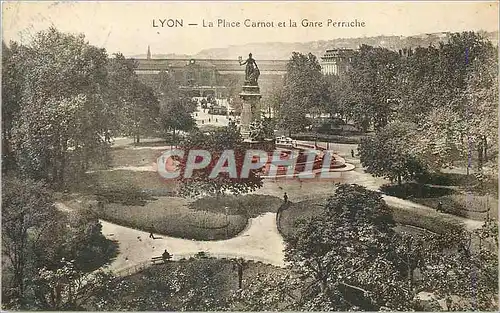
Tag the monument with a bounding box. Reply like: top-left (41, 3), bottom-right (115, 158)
top-left (238, 53), bottom-right (274, 151)
top-left (238, 53), bottom-right (261, 139)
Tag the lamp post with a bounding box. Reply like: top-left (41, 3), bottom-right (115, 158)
top-left (224, 206), bottom-right (229, 239)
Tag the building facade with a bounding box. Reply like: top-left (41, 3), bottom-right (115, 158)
top-left (135, 47), bottom-right (287, 98)
top-left (320, 48), bottom-right (356, 76)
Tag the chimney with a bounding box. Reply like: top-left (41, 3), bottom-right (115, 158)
top-left (147, 45), bottom-right (151, 60)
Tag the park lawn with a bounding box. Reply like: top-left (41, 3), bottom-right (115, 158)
top-left (85, 170), bottom-right (178, 197)
top-left (79, 172), bottom-right (283, 241)
top-left (412, 194), bottom-right (498, 221)
top-left (110, 146), bottom-right (166, 168)
top-left (278, 198), bottom-right (326, 239)
top-left (189, 194), bottom-right (283, 218)
top-left (82, 196), bottom-right (248, 241)
top-left (380, 182), bottom-right (498, 221)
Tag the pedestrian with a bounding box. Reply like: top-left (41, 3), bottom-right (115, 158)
top-left (283, 192), bottom-right (288, 203)
top-left (351, 149), bottom-right (355, 158)
top-left (149, 225), bottom-right (155, 239)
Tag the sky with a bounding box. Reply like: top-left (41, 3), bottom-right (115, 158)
top-left (2, 1), bottom-right (499, 56)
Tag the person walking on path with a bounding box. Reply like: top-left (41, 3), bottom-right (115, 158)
top-left (283, 192), bottom-right (288, 203)
top-left (149, 224), bottom-right (155, 239)
top-left (351, 149), bottom-right (355, 158)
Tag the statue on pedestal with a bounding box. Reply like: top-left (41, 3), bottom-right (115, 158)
top-left (239, 53), bottom-right (260, 85)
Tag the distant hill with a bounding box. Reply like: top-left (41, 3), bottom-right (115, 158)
top-left (193, 31), bottom-right (499, 60)
top-left (130, 31), bottom-right (498, 60)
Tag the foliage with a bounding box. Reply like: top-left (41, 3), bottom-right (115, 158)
top-left (177, 126), bottom-right (263, 198)
top-left (6, 28), bottom-right (113, 187)
top-left (108, 53), bottom-right (160, 143)
top-left (2, 176), bottom-right (58, 307)
top-left (32, 209), bottom-right (119, 272)
top-left (1, 41), bottom-right (25, 172)
top-left (285, 184), bottom-right (412, 310)
top-left (230, 267), bottom-right (300, 311)
top-left (90, 259), bottom-right (234, 311)
top-left (33, 260), bottom-right (114, 310)
top-left (416, 227), bottom-right (498, 311)
top-left (157, 70), bottom-right (197, 143)
top-left (347, 45), bottom-right (401, 131)
top-left (359, 121), bottom-right (428, 184)
top-left (2, 176), bottom-right (119, 309)
top-left (282, 184), bottom-right (498, 310)
top-left (279, 52), bottom-right (328, 135)
top-left (399, 32), bottom-right (498, 170)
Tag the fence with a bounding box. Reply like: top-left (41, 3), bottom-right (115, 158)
top-left (113, 251), bottom-right (286, 278)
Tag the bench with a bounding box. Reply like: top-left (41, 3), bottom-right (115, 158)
top-left (151, 256), bottom-right (164, 265)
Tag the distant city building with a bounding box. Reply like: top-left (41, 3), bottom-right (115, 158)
top-left (135, 47), bottom-right (287, 98)
top-left (320, 48), bottom-right (356, 76)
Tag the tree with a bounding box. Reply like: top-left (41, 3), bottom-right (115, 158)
top-left (279, 52), bottom-right (327, 136)
top-left (416, 226), bottom-right (498, 311)
top-left (230, 269), bottom-right (300, 311)
top-left (33, 259), bottom-right (114, 310)
top-left (285, 184), bottom-right (413, 310)
top-left (1, 41), bottom-right (25, 173)
top-left (32, 209), bottom-right (118, 273)
top-left (108, 53), bottom-right (160, 143)
top-left (2, 178), bottom-right (118, 309)
top-left (323, 74), bottom-right (357, 123)
top-left (359, 121), bottom-right (427, 184)
top-left (177, 126), bottom-right (263, 198)
top-left (398, 32), bottom-right (498, 171)
top-left (2, 177), bottom-right (59, 307)
top-left (8, 28), bottom-right (113, 187)
top-left (157, 70), bottom-right (197, 144)
top-left (347, 45), bottom-right (401, 131)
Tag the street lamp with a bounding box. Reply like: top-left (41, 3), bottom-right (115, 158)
top-left (224, 206), bottom-right (229, 239)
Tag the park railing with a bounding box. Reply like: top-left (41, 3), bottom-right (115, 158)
top-left (113, 251), bottom-right (286, 278)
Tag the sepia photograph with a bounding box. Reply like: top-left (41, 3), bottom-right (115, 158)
top-left (1, 1), bottom-right (499, 311)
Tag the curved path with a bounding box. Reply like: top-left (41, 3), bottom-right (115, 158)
top-left (57, 203), bottom-right (286, 274)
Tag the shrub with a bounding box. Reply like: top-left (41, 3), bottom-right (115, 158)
top-left (380, 182), bottom-right (456, 199)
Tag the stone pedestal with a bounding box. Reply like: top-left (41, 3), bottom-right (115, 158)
top-left (239, 82), bottom-right (262, 139)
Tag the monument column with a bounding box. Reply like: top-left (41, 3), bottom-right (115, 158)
top-left (239, 84), bottom-right (261, 139)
